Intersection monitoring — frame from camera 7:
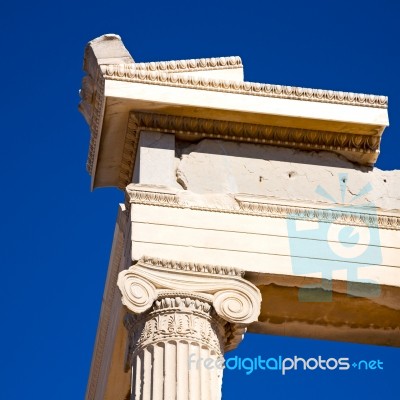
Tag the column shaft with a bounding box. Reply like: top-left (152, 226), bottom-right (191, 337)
top-left (125, 295), bottom-right (225, 400)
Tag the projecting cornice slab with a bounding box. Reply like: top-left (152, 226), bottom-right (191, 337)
top-left (79, 34), bottom-right (389, 189)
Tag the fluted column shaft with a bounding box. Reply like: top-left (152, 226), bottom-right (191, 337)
top-left (125, 294), bottom-right (225, 400)
top-left (118, 256), bottom-right (262, 400)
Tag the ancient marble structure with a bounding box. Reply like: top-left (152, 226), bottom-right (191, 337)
top-left (79, 34), bottom-right (400, 400)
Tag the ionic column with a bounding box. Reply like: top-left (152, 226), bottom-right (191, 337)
top-left (117, 257), bottom-right (261, 400)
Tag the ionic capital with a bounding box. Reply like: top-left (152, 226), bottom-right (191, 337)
top-left (117, 256), bottom-right (261, 326)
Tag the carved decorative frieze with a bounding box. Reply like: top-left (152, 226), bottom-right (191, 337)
top-left (237, 196), bottom-right (400, 231)
top-left (134, 56), bottom-right (242, 73)
top-left (140, 255), bottom-right (244, 277)
top-left (125, 184), bottom-right (400, 231)
top-left (117, 111), bottom-right (381, 188)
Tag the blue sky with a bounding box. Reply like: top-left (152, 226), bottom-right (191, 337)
top-left (0, 0), bottom-right (398, 399)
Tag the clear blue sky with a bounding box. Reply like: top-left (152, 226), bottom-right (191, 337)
top-left (0, 1), bottom-right (398, 399)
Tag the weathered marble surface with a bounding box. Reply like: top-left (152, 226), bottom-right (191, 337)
top-left (176, 139), bottom-right (400, 210)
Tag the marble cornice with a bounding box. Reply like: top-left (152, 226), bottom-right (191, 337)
top-left (79, 34), bottom-right (389, 190)
top-left (79, 71), bottom-right (105, 176)
top-left (101, 64), bottom-right (387, 109)
top-left (118, 111), bottom-right (381, 188)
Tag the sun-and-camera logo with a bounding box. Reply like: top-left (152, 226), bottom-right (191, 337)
top-left (287, 173), bottom-right (381, 301)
